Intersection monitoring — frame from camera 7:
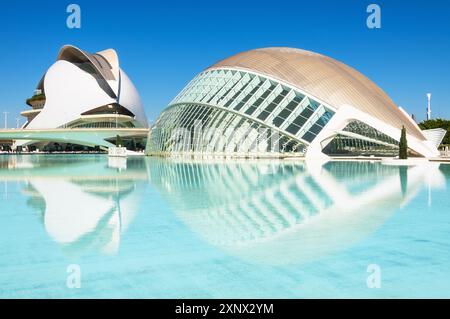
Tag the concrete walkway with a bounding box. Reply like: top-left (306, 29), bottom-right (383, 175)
top-left (0, 128), bottom-right (149, 149)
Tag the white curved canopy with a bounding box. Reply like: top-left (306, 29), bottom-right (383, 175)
top-left (24, 45), bottom-right (148, 130)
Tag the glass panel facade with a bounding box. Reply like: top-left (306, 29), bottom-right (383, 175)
top-left (342, 121), bottom-right (399, 145)
top-left (66, 121), bottom-right (135, 128)
top-left (323, 120), bottom-right (399, 156)
top-left (149, 68), bottom-right (337, 157)
top-left (298, 109), bottom-right (334, 142)
top-left (148, 104), bottom-right (308, 156)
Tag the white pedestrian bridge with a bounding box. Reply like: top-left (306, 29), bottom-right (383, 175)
top-left (0, 128), bottom-right (149, 149)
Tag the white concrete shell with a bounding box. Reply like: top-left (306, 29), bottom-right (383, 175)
top-left (23, 45), bottom-right (148, 130)
top-left (0, 158), bottom-right (147, 256)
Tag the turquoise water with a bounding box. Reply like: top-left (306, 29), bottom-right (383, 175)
top-left (0, 155), bottom-right (449, 298)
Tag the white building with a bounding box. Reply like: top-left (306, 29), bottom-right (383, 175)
top-left (18, 45), bottom-right (148, 150)
top-left (147, 47), bottom-right (444, 158)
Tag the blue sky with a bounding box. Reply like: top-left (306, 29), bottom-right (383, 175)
top-left (0, 0), bottom-right (449, 126)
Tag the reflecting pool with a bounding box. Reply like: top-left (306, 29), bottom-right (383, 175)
top-left (0, 155), bottom-right (449, 298)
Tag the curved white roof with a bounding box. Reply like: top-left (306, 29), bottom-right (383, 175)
top-left (208, 47), bottom-right (425, 140)
top-left (26, 45), bottom-right (148, 129)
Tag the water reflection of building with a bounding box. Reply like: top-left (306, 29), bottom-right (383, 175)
top-left (0, 156), bottom-right (147, 256)
top-left (146, 159), bottom-right (446, 265)
top-left (1, 156), bottom-right (446, 263)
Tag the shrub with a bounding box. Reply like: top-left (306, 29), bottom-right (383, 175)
top-left (399, 126), bottom-right (408, 159)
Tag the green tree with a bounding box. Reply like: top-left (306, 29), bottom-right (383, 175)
top-left (399, 126), bottom-right (408, 159)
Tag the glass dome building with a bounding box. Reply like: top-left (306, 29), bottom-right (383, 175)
top-left (147, 47), bottom-right (442, 158)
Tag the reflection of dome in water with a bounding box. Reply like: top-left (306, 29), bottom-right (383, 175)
top-left (147, 159), bottom-right (444, 265)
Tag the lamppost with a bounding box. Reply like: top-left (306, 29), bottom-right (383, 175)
top-left (16, 118), bottom-right (20, 129)
top-left (115, 104), bottom-right (118, 128)
top-left (107, 104), bottom-right (118, 128)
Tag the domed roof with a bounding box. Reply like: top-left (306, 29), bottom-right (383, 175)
top-left (57, 45), bottom-right (118, 82)
top-left (208, 47), bottom-right (424, 140)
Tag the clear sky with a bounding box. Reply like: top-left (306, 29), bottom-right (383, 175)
top-left (0, 0), bottom-right (449, 127)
